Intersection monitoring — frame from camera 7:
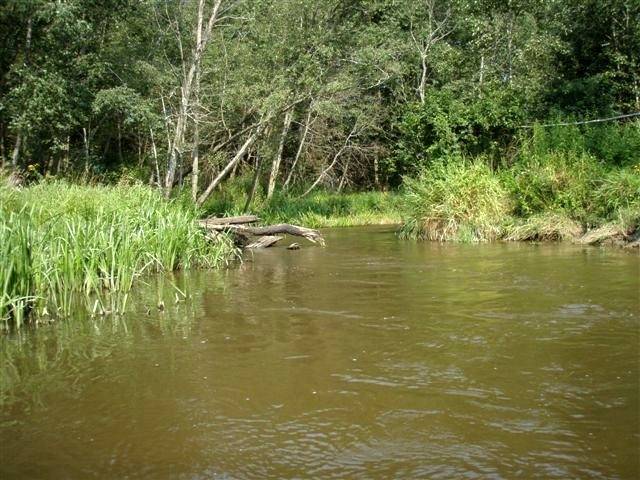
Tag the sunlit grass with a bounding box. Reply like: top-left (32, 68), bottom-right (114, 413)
top-left (0, 181), bottom-right (236, 328)
top-left (202, 183), bottom-right (402, 228)
top-left (399, 155), bottom-right (639, 244)
top-left (400, 160), bottom-right (511, 242)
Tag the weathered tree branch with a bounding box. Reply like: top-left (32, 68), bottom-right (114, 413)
top-left (200, 220), bottom-right (325, 246)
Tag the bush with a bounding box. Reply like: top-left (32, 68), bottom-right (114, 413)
top-left (505, 151), bottom-right (606, 224)
top-left (520, 120), bottom-right (640, 167)
top-left (400, 160), bottom-right (511, 242)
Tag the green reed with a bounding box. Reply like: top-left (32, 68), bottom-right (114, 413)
top-left (0, 181), bottom-right (236, 328)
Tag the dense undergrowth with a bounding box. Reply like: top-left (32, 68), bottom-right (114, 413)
top-left (0, 182), bottom-right (235, 329)
top-left (400, 123), bottom-right (640, 244)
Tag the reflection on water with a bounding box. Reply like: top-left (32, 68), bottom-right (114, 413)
top-left (1, 226), bottom-right (639, 479)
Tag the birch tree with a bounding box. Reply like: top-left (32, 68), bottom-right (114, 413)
top-left (163, 0), bottom-right (228, 197)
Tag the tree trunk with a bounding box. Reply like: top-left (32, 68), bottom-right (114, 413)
top-left (0, 122), bottom-right (6, 167)
top-left (419, 53), bottom-right (427, 104)
top-left (267, 109), bottom-right (293, 200)
top-left (301, 124), bottom-right (357, 197)
top-left (338, 156), bottom-right (350, 192)
top-left (200, 222), bottom-right (325, 245)
top-left (11, 134), bottom-right (22, 167)
top-left (83, 127), bottom-right (90, 173)
top-left (150, 128), bottom-right (161, 188)
top-left (373, 156), bottom-right (379, 187)
top-left (117, 121), bottom-right (123, 164)
top-left (10, 15), bottom-right (33, 168)
top-left (284, 108), bottom-right (313, 190)
top-left (196, 126), bottom-right (264, 207)
top-left (164, 0), bottom-right (225, 197)
top-left (244, 151), bottom-right (261, 212)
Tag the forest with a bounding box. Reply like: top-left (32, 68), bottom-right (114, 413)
top-left (1, 0), bottom-right (639, 324)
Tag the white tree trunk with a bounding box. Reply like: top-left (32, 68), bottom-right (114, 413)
top-left (267, 110), bottom-right (293, 200)
top-left (284, 108), bottom-right (313, 190)
top-left (164, 0), bottom-right (225, 197)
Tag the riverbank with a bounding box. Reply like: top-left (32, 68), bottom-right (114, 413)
top-left (202, 186), bottom-right (402, 228)
top-left (0, 181), bottom-right (235, 329)
top-left (400, 155), bottom-right (640, 249)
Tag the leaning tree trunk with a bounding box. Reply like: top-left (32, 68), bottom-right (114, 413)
top-left (301, 124), bottom-right (357, 197)
top-left (196, 126), bottom-right (264, 207)
top-left (244, 150), bottom-right (261, 212)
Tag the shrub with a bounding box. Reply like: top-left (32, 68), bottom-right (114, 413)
top-left (400, 160), bottom-right (511, 242)
top-left (505, 151), bottom-right (606, 225)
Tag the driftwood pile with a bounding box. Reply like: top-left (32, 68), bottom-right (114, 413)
top-left (199, 215), bottom-right (325, 249)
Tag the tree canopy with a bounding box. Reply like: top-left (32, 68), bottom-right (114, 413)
top-left (1, 0), bottom-right (638, 195)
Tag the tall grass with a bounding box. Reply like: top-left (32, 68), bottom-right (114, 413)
top-left (399, 123), bottom-right (640, 243)
top-left (400, 161), bottom-right (511, 242)
top-left (0, 181), bottom-right (235, 328)
top-left (201, 177), bottom-right (401, 228)
top-left (0, 210), bottom-right (34, 327)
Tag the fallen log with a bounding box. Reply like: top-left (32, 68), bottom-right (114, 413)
top-left (203, 223), bottom-right (324, 246)
top-left (246, 236), bottom-right (283, 249)
top-left (200, 217), bottom-right (325, 248)
top-left (199, 215), bottom-right (260, 227)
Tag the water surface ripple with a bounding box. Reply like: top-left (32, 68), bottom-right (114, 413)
top-left (1, 226), bottom-right (639, 479)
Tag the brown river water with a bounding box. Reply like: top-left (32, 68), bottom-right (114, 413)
top-left (1, 226), bottom-right (639, 479)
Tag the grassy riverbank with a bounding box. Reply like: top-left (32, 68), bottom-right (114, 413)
top-left (0, 181), bottom-right (235, 328)
top-left (400, 126), bottom-right (640, 245)
top-left (202, 184), bottom-right (401, 228)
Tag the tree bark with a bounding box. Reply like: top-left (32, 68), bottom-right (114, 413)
top-left (82, 127), bottom-right (90, 173)
top-left (164, 0), bottom-right (225, 197)
top-left (200, 222), bottom-right (325, 245)
top-left (267, 109), bottom-right (293, 200)
top-left (284, 108), bottom-right (313, 190)
top-left (11, 134), bottom-right (21, 167)
top-left (245, 236), bottom-right (282, 249)
top-left (244, 151), bottom-right (261, 212)
top-left (200, 215), bottom-right (260, 226)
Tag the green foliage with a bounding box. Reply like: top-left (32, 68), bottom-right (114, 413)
top-left (392, 88), bottom-right (525, 181)
top-left (523, 121), bottom-right (640, 167)
top-left (400, 160), bottom-right (511, 242)
top-left (200, 175), bottom-right (401, 228)
top-left (400, 126), bottom-right (640, 243)
top-left (0, 181), bottom-right (236, 328)
top-left (505, 151), bottom-right (607, 224)
top-left (0, 207), bottom-right (34, 327)
top-left (0, 0), bottom-right (638, 206)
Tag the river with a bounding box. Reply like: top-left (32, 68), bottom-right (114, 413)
top-left (1, 226), bottom-right (639, 479)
